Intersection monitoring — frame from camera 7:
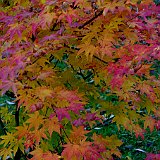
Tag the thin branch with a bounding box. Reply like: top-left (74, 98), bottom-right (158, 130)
top-left (84, 72), bottom-right (93, 80)
top-left (15, 105), bottom-right (24, 160)
top-left (15, 106), bottom-right (20, 126)
top-left (65, 44), bottom-right (109, 65)
top-left (93, 55), bottom-right (108, 65)
top-left (0, 118), bottom-right (7, 135)
top-left (53, 60), bottom-right (59, 69)
top-left (78, 10), bottom-right (103, 29)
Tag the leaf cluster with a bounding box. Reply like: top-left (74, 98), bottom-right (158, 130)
top-left (0, 0), bottom-right (160, 160)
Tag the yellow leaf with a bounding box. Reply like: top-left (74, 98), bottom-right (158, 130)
top-left (0, 147), bottom-right (13, 160)
top-left (39, 12), bottom-right (56, 29)
top-left (35, 87), bottom-right (53, 101)
top-left (143, 116), bottom-right (156, 132)
top-left (30, 148), bottom-right (44, 160)
top-left (12, 143), bottom-right (18, 156)
top-left (15, 124), bottom-right (28, 139)
top-left (32, 128), bottom-right (48, 144)
top-left (45, 117), bottom-right (61, 136)
top-left (41, 0), bottom-right (46, 4)
top-left (94, 75), bottom-right (101, 85)
top-left (14, 0), bottom-right (31, 7)
top-left (0, 132), bottom-right (15, 147)
top-left (112, 114), bottom-right (132, 131)
top-left (56, 99), bottom-right (69, 108)
top-left (77, 42), bottom-right (97, 61)
top-left (0, 133), bottom-right (24, 158)
top-left (26, 111), bottom-right (44, 130)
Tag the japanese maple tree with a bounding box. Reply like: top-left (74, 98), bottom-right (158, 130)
top-left (0, 0), bottom-right (159, 159)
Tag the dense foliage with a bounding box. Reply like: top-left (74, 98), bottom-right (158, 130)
top-left (0, 0), bottom-right (160, 159)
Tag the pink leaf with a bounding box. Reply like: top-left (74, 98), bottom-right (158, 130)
top-left (56, 108), bottom-right (71, 121)
top-left (145, 153), bottom-right (160, 160)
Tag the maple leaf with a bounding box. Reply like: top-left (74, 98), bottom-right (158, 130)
top-left (35, 87), bottom-right (53, 101)
top-left (137, 83), bottom-right (155, 97)
top-left (123, 28), bottom-right (138, 44)
top-left (32, 128), bottom-right (48, 144)
top-left (5, 22), bottom-right (26, 42)
top-left (105, 135), bottom-right (123, 150)
top-left (68, 126), bottom-right (89, 144)
top-left (92, 133), bottom-right (122, 159)
top-left (42, 151), bottom-right (59, 160)
top-left (136, 64), bottom-right (152, 76)
top-left (40, 34), bottom-right (59, 43)
top-left (30, 148), bottom-right (44, 160)
top-left (110, 75), bottom-right (125, 89)
top-left (73, 118), bottom-right (85, 126)
top-left (30, 148), bottom-right (60, 160)
top-left (0, 147), bottom-right (13, 160)
top-left (24, 133), bottom-right (35, 150)
top-left (85, 113), bottom-right (100, 121)
top-left (58, 89), bottom-right (82, 102)
top-left (143, 116), bottom-right (156, 132)
top-left (112, 113), bottom-right (131, 130)
top-left (103, 0), bottom-right (125, 16)
top-left (77, 42), bottom-right (98, 61)
top-left (0, 132), bottom-right (15, 147)
top-left (0, 80), bottom-right (22, 96)
top-left (25, 111), bottom-right (44, 130)
top-left (45, 116), bottom-right (61, 136)
top-left (140, 96), bottom-right (156, 114)
top-left (62, 140), bottom-right (93, 160)
top-left (38, 11), bottom-right (57, 29)
top-left (15, 124), bottom-right (29, 139)
top-left (154, 108), bottom-right (160, 118)
top-left (68, 102), bottom-right (84, 114)
top-left (56, 108), bottom-right (71, 121)
top-left (133, 124), bottom-right (145, 139)
top-left (0, 132), bottom-right (24, 158)
top-left (55, 99), bottom-right (70, 108)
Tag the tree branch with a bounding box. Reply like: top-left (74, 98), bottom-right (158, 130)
top-left (78, 10), bottom-right (103, 29)
top-left (93, 55), bottom-right (108, 65)
top-left (0, 118), bottom-right (7, 135)
top-left (65, 44), bottom-right (109, 65)
top-left (15, 106), bottom-right (20, 126)
top-left (14, 106), bottom-right (23, 160)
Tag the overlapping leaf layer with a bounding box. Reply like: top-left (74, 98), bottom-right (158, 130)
top-left (0, 0), bottom-right (159, 159)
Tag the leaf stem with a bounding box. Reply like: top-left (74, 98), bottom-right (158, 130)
top-left (78, 10), bottom-right (103, 29)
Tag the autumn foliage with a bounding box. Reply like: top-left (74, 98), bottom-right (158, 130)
top-left (0, 0), bottom-right (160, 159)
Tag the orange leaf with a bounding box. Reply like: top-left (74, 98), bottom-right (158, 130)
top-left (143, 116), bottom-right (156, 132)
top-left (32, 128), bottom-right (48, 144)
top-left (26, 111), bottom-right (44, 130)
top-left (45, 117), bottom-right (61, 136)
top-left (35, 87), bottom-right (53, 101)
top-left (69, 126), bottom-right (89, 144)
top-left (15, 124), bottom-right (29, 139)
top-left (62, 140), bottom-right (92, 160)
